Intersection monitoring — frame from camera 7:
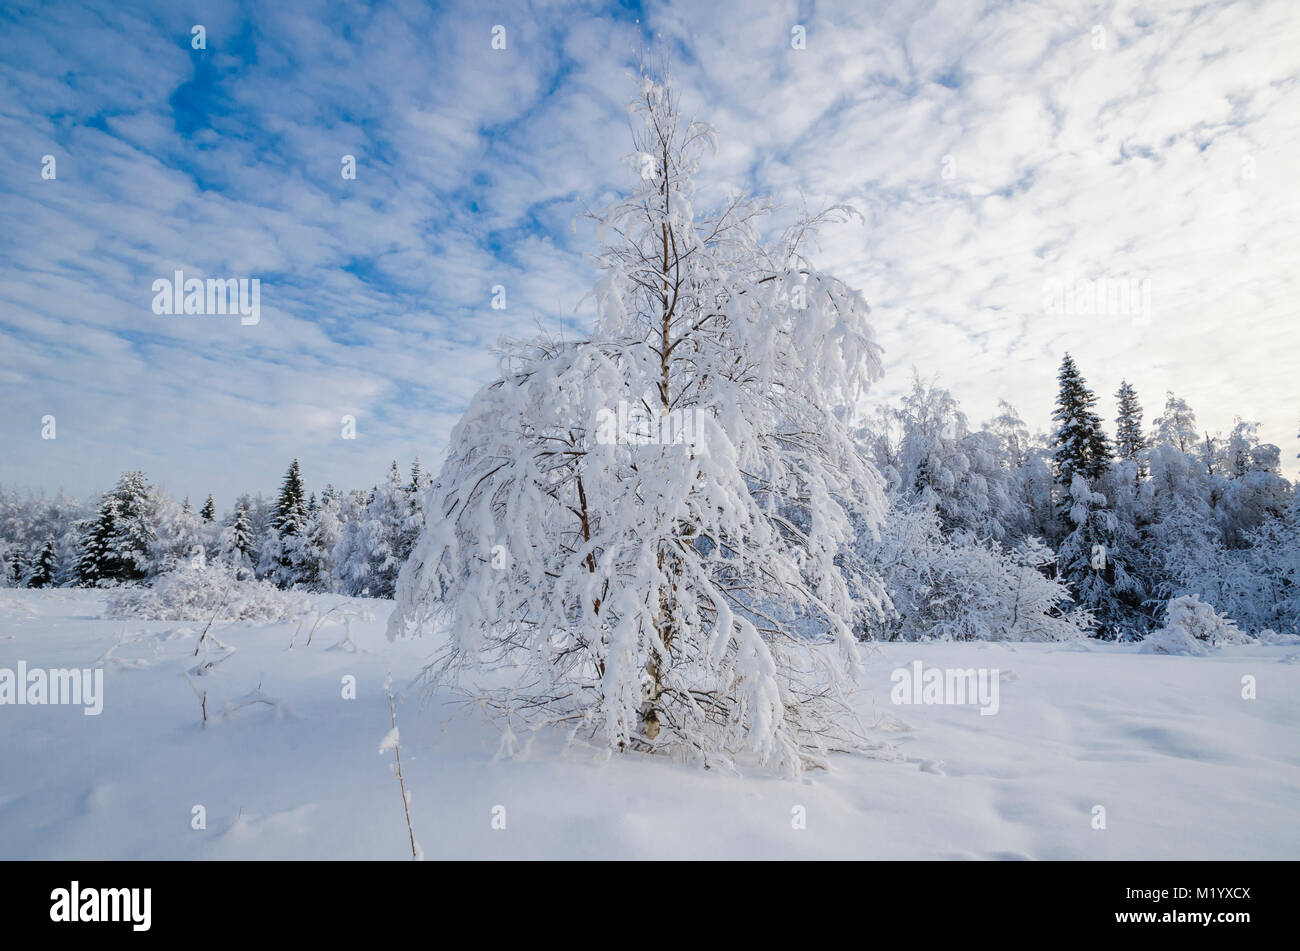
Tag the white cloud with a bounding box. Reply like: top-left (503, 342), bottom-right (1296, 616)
top-left (1, 0), bottom-right (1296, 510)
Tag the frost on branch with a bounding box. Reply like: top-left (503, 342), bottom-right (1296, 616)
top-left (389, 72), bottom-right (891, 776)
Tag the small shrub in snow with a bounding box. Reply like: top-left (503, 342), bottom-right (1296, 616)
top-left (1141, 595), bottom-right (1253, 655)
top-left (105, 561), bottom-right (308, 622)
top-left (1140, 623), bottom-right (1210, 656)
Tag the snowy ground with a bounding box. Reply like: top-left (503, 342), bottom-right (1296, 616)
top-left (1, 589), bottom-right (1297, 860)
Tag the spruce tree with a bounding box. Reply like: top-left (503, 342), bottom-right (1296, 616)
top-left (221, 501), bottom-right (256, 568)
top-left (106, 471), bottom-right (156, 582)
top-left (200, 494), bottom-right (216, 522)
top-left (1052, 353), bottom-right (1112, 492)
top-left (274, 459), bottom-right (308, 537)
top-left (6, 548), bottom-right (22, 587)
top-left (1050, 362), bottom-right (1151, 638)
top-left (1114, 379), bottom-right (1147, 479)
top-left (28, 539), bottom-right (57, 588)
top-left (408, 458), bottom-right (428, 495)
top-left (262, 460), bottom-right (310, 587)
top-left (76, 494), bottom-right (120, 586)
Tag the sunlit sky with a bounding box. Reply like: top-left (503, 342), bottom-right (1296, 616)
top-left (2, 0), bottom-right (1298, 507)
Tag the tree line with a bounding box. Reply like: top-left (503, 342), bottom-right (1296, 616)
top-left (859, 355), bottom-right (1298, 639)
top-left (0, 457), bottom-right (431, 599)
top-left (3, 356), bottom-right (1296, 641)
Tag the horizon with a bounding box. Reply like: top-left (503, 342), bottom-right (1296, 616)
top-left (3, 357), bottom-right (1291, 515)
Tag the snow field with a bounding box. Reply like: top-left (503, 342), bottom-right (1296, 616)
top-left (1, 589), bottom-right (1297, 859)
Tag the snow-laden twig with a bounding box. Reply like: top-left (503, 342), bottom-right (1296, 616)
top-left (381, 676), bottom-right (421, 860)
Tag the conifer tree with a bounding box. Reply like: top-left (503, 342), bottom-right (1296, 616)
top-left (76, 494), bottom-right (119, 586)
top-left (298, 490), bottom-right (343, 591)
top-left (274, 460), bottom-right (308, 537)
top-left (1051, 354), bottom-right (1112, 494)
top-left (28, 538), bottom-right (57, 588)
top-left (106, 471), bottom-right (156, 582)
top-left (73, 472), bottom-right (155, 585)
top-left (200, 494), bottom-right (216, 522)
top-left (261, 460), bottom-right (310, 586)
top-left (5, 548), bottom-right (22, 587)
top-left (220, 499), bottom-right (257, 570)
top-left (1114, 381), bottom-right (1146, 466)
top-left (1114, 379), bottom-right (1147, 481)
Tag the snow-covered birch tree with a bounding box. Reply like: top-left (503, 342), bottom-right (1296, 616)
top-left (390, 73), bottom-right (889, 776)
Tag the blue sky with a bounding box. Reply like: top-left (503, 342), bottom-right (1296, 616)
top-left (2, 0), bottom-right (1298, 508)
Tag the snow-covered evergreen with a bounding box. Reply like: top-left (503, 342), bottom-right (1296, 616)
top-left (1114, 380), bottom-right (1147, 480)
top-left (335, 461), bottom-right (420, 598)
top-left (1051, 353), bottom-right (1113, 490)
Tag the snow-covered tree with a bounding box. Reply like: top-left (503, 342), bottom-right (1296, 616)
top-left (26, 538), bottom-right (58, 588)
top-left (0, 489), bottom-right (86, 587)
top-left (76, 494), bottom-right (119, 586)
top-left (1142, 594), bottom-right (1252, 654)
top-left (107, 471), bottom-right (156, 583)
top-left (390, 73), bottom-right (889, 776)
top-left (275, 460), bottom-right (307, 533)
top-left (293, 487), bottom-right (344, 591)
top-left (1051, 353), bottom-right (1112, 493)
top-left (858, 501), bottom-right (1090, 642)
top-left (1213, 420), bottom-right (1290, 547)
top-left (1056, 473), bottom-right (1147, 638)
top-left (74, 472), bottom-right (156, 585)
top-left (1150, 495), bottom-right (1225, 599)
top-left (870, 374), bottom-right (1021, 542)
top-left (218, 495), bottom-right (259, 571)
top-left (3, 547), bottom-right (22, 587)
top-left (149, 488), bottom-right (202, 575)
top-left (260, 460), bottom-right (311, 587)
top-left (1234, 513), bottom-right (1300, 633)
top-left (336, 461), bottom-right (419, 598)
top-left (1151, 391), bottom-right (1198, 454)
top-left (1114, 379), bottom-right (1147, 480)
top-left (1017, 446), bottom-right (1059, 544)
top-left (986, 400), bottom-right (1032, 471)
